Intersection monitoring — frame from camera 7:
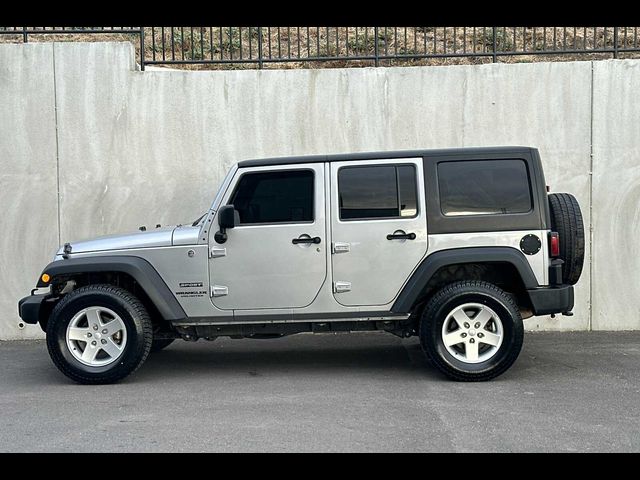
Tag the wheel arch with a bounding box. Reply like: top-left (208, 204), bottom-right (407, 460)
top-left (38, 256), bottom-right (186, 323)
top-left (391, 247), bottom-right (539, 315)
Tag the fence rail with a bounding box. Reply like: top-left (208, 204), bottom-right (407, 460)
top-left (2, 27), bottom-right (640, 70)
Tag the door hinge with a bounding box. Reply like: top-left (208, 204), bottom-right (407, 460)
top-left (333, 281), bottom-right (351, 293)
top-left (332, 242), bottom-right (350, 254)
top-left (209, 247), bottom-right (227, 258)
top-left (211, 285), bottom-right (229, 297)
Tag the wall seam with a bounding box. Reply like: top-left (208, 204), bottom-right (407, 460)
top-left (588, 61), bottom-right (594, 332)
top-left (52, 43), bottom-right (62, 246)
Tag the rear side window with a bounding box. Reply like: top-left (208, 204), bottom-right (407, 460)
top-left (230, 170), bottom-right (314, 224)
top-left (438, 159), bottom-right (532, 216)
top-left (338, 165), bottom-right (418, 220)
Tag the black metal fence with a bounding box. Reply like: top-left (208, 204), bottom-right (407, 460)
top-left (2, 27), bottom-right (640, 70)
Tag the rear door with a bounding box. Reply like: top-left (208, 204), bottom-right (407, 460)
top-left (330, 158), bottom-right (428, 306)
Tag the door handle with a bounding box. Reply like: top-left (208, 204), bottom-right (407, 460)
top-left (292, 236), bottom-right (321, 244)
top-left (386, 231), bottom-right (416, 240)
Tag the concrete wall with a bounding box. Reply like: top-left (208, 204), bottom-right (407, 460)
top-left (0, 41), bottom-right (637, 339)
top-left (0, 44), bottom-right (59, 340)
top-left (591, 61), bottom-right (640, 330)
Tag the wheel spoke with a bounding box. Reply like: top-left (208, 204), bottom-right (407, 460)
top-left (480, 331), bottom-right (501, 347)
top-left (452, 309), bottom-right (471, 329)
top-left (465, 341), bottom-right (479, 362)
top-left (101, 338), bottom-right (124, 358)
top-left (103, 317), bottom-right (126, 335)
top-left (442, 302), bottom-right (504, 364)
top-left (81, 344), bottom-right (100, 363)
top-left (85, 308), bottom-right (102, 328)
top-left (68, 326), bottom-right (89, 341)
top-left (67, 305), bottom-right (127, 367)
top-left (473, 308), bottom-right (493, 328)
top-left (443, 330), bottom-right (465, 347)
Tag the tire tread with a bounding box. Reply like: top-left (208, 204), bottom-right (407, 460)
top-left (46, 284), bottom-right (153, 384)
top-left (419, 280), bottom-right (524, 382)
top-left (548, 193), bottom-right (585, 285)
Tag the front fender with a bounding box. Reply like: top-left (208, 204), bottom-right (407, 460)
top-left (37, 255), bottom-right (186, 321)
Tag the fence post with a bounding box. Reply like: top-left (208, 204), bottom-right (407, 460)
top-left (613, 26), bottom-right (619, 59)
top-left (257, 26), bottom-right (263, 69)
top-left (139, 27), bottom-right (145, 71)
top-left (492, 26), bottom-right (497, 62)
top-left (374, 26), bottom-right (379, 66)
top-left (23, 26), bottom-right (27, 43)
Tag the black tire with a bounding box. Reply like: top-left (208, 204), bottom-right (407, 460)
top-left (151, 338), bottom-right (175, 353)
top-left (548, 193), bottom-right (585, 285)
top-left (46, 284), bottom-right (153, 384)
top-left (419, 281), bottom-right (524, 382)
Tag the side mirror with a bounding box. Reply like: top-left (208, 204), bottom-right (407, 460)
top-left (214, 205), bottom-right (239, 244)
top-left (218, 205), bottom-right (238, 229)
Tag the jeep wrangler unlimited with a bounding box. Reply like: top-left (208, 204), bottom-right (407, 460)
top-left (18, 147), bottom-right (584, 384)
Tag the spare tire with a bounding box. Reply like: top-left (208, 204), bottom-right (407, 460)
top-left (548, 193), bottom-right (585, 285)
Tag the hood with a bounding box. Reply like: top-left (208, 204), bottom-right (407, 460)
top-left (56, 224), bottom-right (201, 255)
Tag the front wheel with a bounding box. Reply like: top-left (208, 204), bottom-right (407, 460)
top-left (46, 285), bottom-right (153, 384)
top-left (419, 281), bottom-right (523, 382)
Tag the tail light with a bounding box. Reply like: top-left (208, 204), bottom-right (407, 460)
top-left (549, 232), bottom-right (560, 257)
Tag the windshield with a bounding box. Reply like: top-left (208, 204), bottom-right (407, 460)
top-left (191, 213), bottom-right (207, 226)
top-left (189, 164), bottom-right (238, 228)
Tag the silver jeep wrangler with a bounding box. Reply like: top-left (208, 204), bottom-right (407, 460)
top-left (18, 147), bottom-right (584, 384)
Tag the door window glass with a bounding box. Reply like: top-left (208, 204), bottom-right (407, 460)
top-left (338, 165), bottom-right (418, 220)
top-left (230, 170), bottom-right (314, 224)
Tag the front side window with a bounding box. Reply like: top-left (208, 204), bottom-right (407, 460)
top-left (338, 165), bottom-right (418, 220)
top-left (229, 170), bottom-right (314, 224)
top-left (438, 159), bottom-right (532, 216)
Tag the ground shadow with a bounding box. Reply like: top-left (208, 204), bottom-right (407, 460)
top-left (7, 333), bottom-right (563, 385)
top-left (136, 336), bottom-right (442, 382)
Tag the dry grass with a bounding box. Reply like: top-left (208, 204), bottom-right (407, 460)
top-left (1, 27), bottom-right (639, 70)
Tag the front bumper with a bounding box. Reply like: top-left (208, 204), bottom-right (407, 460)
top-left (18, 293), bottom-right (52, 326)
top-left (527, 284), bottom-right (574, 316)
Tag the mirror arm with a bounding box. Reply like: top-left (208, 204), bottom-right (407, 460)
top-left (214, 227), bottom-right (227, 244)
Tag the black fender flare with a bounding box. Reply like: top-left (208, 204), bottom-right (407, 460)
top-left (391, 247), bottom-right (540, 313)
top-left (38, 255), bottom-right (186, 321)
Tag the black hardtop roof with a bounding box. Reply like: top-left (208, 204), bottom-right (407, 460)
top-left (238, 146), bottom-right (536, 168)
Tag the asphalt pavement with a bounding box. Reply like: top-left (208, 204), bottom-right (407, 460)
top-left (1, 331), bottom-right (639, 452)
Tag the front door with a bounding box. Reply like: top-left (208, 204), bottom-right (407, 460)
top-left (330, 158), bottom-right (428, 306)
top-left (209, 163), bottom-right (327, 310)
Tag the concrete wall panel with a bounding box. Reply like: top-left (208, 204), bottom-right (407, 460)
top-left (592, 60), bottom-right (640, 330)
top-left (0, 44), bottom-right (58, 339)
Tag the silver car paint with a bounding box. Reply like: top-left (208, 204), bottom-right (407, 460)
top-left (63, 245), bottom-right (219, 318)
top-left (172, 224), bottom-right (202, 245)
top-left (426, 230), bottom-right (549, 285)
top-left (329, 158), bottom-right (429, 306)
top-left (57, 227), bottom-right (176, 255)
top-left (292, 230), bottom-right (548, 319)
top-left (57, 223), bottom-right (204, 254)
top-left (208, 163), bottom-right (328, 310)
top-left (48, 165), bottom-right (237, 319)
top-left (53, 159), bottom-right (551, 325)
top-left (228, 164), bottom-right (368, 319)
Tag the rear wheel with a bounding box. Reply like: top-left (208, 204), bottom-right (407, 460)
top-left (420, 281), bottom-right (523, 382)
top-left (46, 284), bottom-right (153, 384)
